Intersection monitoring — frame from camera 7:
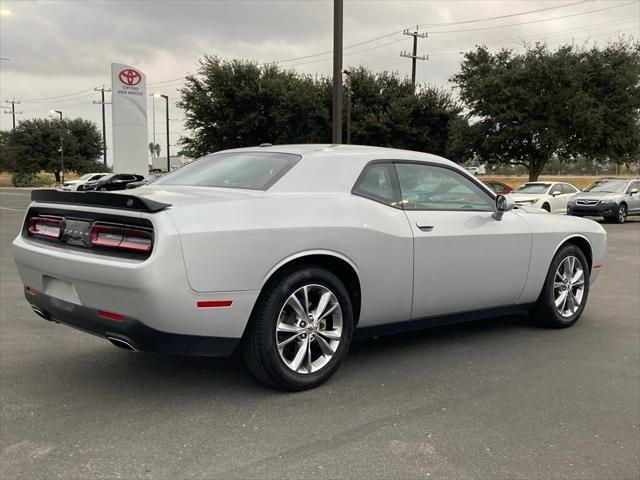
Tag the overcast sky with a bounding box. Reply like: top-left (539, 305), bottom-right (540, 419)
top-left (0, 0), bottom-right (638, 162)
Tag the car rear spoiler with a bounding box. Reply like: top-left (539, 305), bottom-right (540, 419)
top-left (30, 189), bottom-right (171, 213)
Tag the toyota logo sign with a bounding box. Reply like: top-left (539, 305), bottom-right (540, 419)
top-left (119, 69), bottom-right (142, 86)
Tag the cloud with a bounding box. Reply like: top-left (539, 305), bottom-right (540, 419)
top-left (1, 0), bottom-right (637, 159)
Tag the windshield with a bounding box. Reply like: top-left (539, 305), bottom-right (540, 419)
top-left (584, 179), bottom-right (628, 193)
top-left (154, 152), bottom-right (301, 190)
top-left (513, 183), bottom-right (550, 194)
top-left (79, 173), bottom-right (101, 181)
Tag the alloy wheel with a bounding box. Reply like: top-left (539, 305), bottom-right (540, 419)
top-left (553, 256), bottom-right (585, 317)
top-left (275, 284), bottom-right (343, 374)
top-left (619, 205), bottom-right (627, 223)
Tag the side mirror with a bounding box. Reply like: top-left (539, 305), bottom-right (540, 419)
top-left (630, 188), bottom-right (639, 195)
top-left (493, 195), bottom-right (515, 221)
top-left (552, 190), bottom-right (561, 197)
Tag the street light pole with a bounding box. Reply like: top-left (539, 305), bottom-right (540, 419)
top-left (343, 69), bottom-right (352, 144)
top-left (50, 110), bottom-right (64, 183)
top-left (154, 94), bottom-right (170, 172)
top-left (332, 0), bottom-right (343, 144)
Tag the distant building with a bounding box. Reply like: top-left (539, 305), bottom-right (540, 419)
top-left (150, 155), bottom-right (192, 173)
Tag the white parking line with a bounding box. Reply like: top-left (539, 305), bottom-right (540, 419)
top-left (0, 207), bottom-right (26, 212)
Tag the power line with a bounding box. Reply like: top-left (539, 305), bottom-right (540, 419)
top-left (425, 1), bottom-right (639, 34)
top-left (20, 88), bottom-right (93, 102)
top-left (419, 0), bottom-right (590, 28)
top-left (272, 0), bottom-right (595, 64)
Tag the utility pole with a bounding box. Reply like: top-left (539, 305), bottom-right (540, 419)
top-left (93, 86), bottom-right (111, 166)
top-left (400, 26), bottom-right (428, 91)
top-left (332, 0), bottom-right (343, 144)
top-left (4, 99), bottom-right (22, 130)
top-left (343, 69), bottom-right (352, 144)
top-left (50, 110), bottom-right (64, 183)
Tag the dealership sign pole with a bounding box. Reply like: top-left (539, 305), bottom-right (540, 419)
top-left (111, 63), bottom-right (148, 175)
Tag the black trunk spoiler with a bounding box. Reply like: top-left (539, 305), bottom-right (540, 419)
top-left (31, 190), bottom-right (171, 213)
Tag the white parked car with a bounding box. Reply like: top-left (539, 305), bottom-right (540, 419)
top-left (13, 145), bottom-right (606, 390)
top-left (60, 173), bottom-right (107, 191)
top-left (509, 182), bottom-right (580, 213)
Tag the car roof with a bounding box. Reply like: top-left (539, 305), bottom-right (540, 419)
top-left (216, 143), bottom-right (443, 158)
top-left (212, 144), bottom-right (459, 194)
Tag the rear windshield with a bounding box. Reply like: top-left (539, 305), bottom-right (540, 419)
top-left (154, 152), bottom-right (301, 190)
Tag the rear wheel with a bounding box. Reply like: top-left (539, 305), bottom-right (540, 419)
top-left (242, 266), bottom-right (354, 390)
top-left (531, 244), bottom-right (589, 328)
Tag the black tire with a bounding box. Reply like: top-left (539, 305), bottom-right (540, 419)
top-left (98, 186), bottom-right (108, 191)
top-left (242, 265), bottom-right (354, 391)
top-left (542, 203), bottom-right (551, 212)
top-left (531, 244), bottom-right (590, 328)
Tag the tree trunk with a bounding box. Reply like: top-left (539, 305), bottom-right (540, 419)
top-left (53, 170), bottom-right (60, 183)
top-left (528, 159), bottom-right (547, 181)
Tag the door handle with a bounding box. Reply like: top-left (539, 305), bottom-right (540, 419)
top-left (416, 222), bottom-right (434, 231)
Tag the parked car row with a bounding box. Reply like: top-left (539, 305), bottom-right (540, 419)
top-left (59, 173), bottom-right (162, 192)
top-left (481, 178), bottom-right (640, 223)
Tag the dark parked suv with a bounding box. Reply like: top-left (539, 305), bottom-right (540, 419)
top-left (567, 178), bottom-right (640, 223)
top-left (78, 173), bottom-right (144, 191)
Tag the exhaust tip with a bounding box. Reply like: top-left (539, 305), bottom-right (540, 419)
top-left (107, 336), bottom-right (137, 352)
top-left (32, 306), bottom-right (51, 321)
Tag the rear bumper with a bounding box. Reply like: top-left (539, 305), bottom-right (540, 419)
top-left (12, 204), bottom-right (259, 340)
top-left (25, 290), bottom-right (239, 357)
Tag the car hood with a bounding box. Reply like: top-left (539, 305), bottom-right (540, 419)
top-left (572, 191), bottom-right (618, 201)
top-left (114, 185), bottom-right (262, 207)
top-left (508, 193), bottom-right (544, 202)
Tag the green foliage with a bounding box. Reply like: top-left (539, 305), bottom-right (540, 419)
top-left (451, 41), bottom-right (640, 180)
top-left (2, 118), bottom-right (104, 180)
top-left (177, 57), bottom-right (463, 158)
top-left (10, 172), bottom-right (55, 187)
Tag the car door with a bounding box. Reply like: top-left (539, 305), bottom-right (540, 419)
top-left (627, 181), bottom-right (640, 213)
top-left (548, 183), bottom-right (564, 213)
top-left (395, 161), bottom-right (532, 318)
top-left (110, 175), bottom-right (132, 190)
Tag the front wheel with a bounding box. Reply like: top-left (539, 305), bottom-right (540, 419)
top-left (242, 266), bottom-right (354, 390)
top-left (531, 244), bottom-right (589, 328)
top-left (612, 204), bottom-right (627, 224)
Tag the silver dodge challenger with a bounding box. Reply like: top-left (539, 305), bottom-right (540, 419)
top-left (13, 145), bottom-right (607, 390)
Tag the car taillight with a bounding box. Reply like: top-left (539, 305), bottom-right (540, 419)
top-left (89, 223), bottom-right (153, 252)
top-left (27, 216), bottom-right (63, 239)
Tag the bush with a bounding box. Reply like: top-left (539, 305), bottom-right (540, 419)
top-left (11, 172), bottom-right (55, 188)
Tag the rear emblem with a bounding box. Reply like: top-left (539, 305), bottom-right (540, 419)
top-left (126, 199), bottom-right (134, 207)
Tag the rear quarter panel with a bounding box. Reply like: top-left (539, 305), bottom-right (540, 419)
top-left (167, 193), bottom-right (415, 327)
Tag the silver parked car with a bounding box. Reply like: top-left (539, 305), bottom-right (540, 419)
top-left (567, 178), bottom-right (640, 223)
top-left (13, 145), bottom-right (607, 390)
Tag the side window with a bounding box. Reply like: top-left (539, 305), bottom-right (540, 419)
top-left (352, 163), bottom-right (400, 206)
top-left (563, 184), bottom-right (575, 194)
top-left (628, 181), bottom-right (639, 193)
top-left (395, 163), bottom-right (494, 211)
top-left (551, 184), bottom-right (562, 194)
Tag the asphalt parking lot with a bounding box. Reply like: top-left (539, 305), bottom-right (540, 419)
top-left (1, 188), bottom-right (638, 480)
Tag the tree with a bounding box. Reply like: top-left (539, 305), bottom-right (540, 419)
top-left (178, 57), bottom-right (463, 158)
top-left (178, 56), bottom-right (330, 157)
top-left (347, 67), bottom-right (463, 157)
top-left (148, 142), bottom-right (161, 157)
top-left (451, 41), bottom-right (640, 180)
top-left (3, 118), bottom-right (104, 181)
